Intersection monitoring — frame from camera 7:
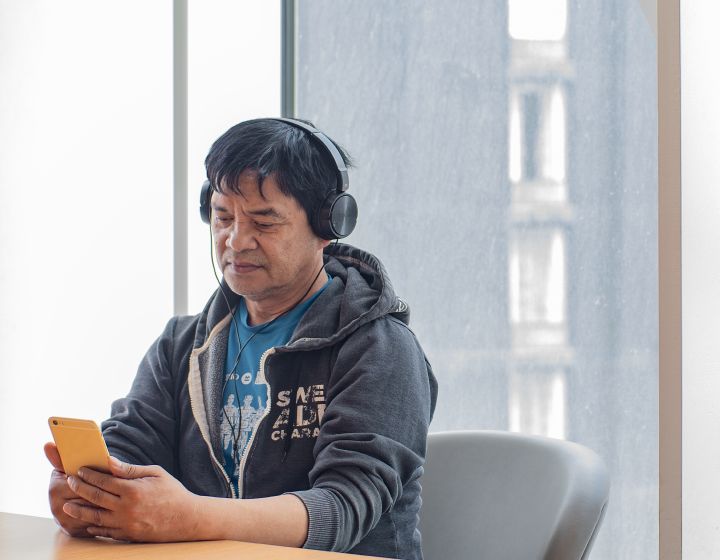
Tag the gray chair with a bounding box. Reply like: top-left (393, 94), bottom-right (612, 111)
top-left (420, 430), bottom-right (609, 560)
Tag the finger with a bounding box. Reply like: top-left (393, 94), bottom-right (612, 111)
top-left (50, 468), bottom-right (68, 484)
top-left (53, 509), bottom-right (95, 539)
top-left (62, 502), bottom-right (114, 529)
top-left (86, 525), bottom-right (125, 540)
top-left (108, 456), bottom-right (160, 480)
top-left (68, 497), bottom-right (97, 508)
top-left (50, 469), bottom-right (80, 501)
top-left (51, 472), bottom-right (100, 508)
top-left (58, 523), bottom-right (95, 539)
top-left (77, 467), bottom-right (125, 497)
top-left (67, 475), bottom-right (120, 510)
top-left (44, 442), bottom-right (64, 472)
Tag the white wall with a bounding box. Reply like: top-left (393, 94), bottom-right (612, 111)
top-left (682, 1), bottom-right (720, 557)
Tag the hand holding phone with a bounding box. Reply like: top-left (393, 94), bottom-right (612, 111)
top-left (48, 417), bottom-right (110, 477)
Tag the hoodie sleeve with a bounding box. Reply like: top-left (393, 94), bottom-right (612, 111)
top-left (101, 317), bottom-right (183, 473)
top-left (290, 316), bottom-right (437, 552)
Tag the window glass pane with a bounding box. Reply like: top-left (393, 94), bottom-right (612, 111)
top-left (0, 0), bottom-right (173, 516)
top-left (296, 1), bottom-right (658, 558)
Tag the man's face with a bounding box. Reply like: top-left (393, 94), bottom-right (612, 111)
top-left (211, 172), bottom-right (328, 307)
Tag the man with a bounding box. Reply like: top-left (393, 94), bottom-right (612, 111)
top-left (44, 118), bottom-right (438, 559)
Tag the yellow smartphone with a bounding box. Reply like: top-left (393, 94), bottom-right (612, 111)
top-left (48, 417), bottom-right (111, 476)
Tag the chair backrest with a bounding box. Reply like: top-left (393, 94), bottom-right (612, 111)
top-left (420, 430), bottom-right (609, 560)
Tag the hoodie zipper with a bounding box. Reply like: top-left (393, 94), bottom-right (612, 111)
top-left (187, 365), bottom-right (237, 499)
top-left (236, 346), bottom-right (275, 498)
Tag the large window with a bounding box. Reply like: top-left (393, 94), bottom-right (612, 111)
top-left (0, 0), bottom-right (279, 518)
top-left (0, 0), bottom-right (174, 516)
top-left (295, 1), bottom-right (658, 558)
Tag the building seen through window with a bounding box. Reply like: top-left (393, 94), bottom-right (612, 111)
top-left (507, 0), bottom-right (571, 439)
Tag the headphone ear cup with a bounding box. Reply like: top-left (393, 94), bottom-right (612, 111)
top-left (314, 192), bottom-right (358, 239)
top-left (200, 180), bottom-right (212, 224)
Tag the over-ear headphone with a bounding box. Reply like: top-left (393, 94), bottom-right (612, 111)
top-left (199, 117), bottom-right (358, 240)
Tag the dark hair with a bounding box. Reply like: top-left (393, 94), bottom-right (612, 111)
top-left (204, 119), bottom-right (352, 224)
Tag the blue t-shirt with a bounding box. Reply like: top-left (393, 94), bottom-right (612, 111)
top-left (219, 280), bottom-right (329, 495)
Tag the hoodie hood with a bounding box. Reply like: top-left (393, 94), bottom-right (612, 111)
top-left (289, 243), bottom-right (410, 347)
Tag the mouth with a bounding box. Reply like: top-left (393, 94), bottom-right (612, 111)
top-left (226, 261), bottom-right (263, 274)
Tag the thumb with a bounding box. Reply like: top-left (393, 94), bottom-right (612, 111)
top-left (108, 456), bottom-right (159, 479)
top-left (44, 442), bottom-right (64, 472)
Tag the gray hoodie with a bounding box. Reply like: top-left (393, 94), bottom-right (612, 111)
top-left (103, 243), bottom-right (438, 559)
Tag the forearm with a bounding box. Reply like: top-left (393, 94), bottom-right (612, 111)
top-left (191, 493), bottom-right (309, 547)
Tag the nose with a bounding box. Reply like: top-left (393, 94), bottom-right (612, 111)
top-left (225, 220), bottom-right (259, 252)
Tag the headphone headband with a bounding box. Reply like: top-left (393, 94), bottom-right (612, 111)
top-left (265, 118), bottom-right (349, 193)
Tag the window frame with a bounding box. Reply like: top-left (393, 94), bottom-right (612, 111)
top-left (657, 1), bottom-right (681, 558)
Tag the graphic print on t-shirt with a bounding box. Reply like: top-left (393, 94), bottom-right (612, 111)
top-left (219, 371), bottom-right (266, 478)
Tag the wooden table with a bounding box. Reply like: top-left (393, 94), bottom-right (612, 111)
top-left (0, 512), bottom-right (383, 559)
